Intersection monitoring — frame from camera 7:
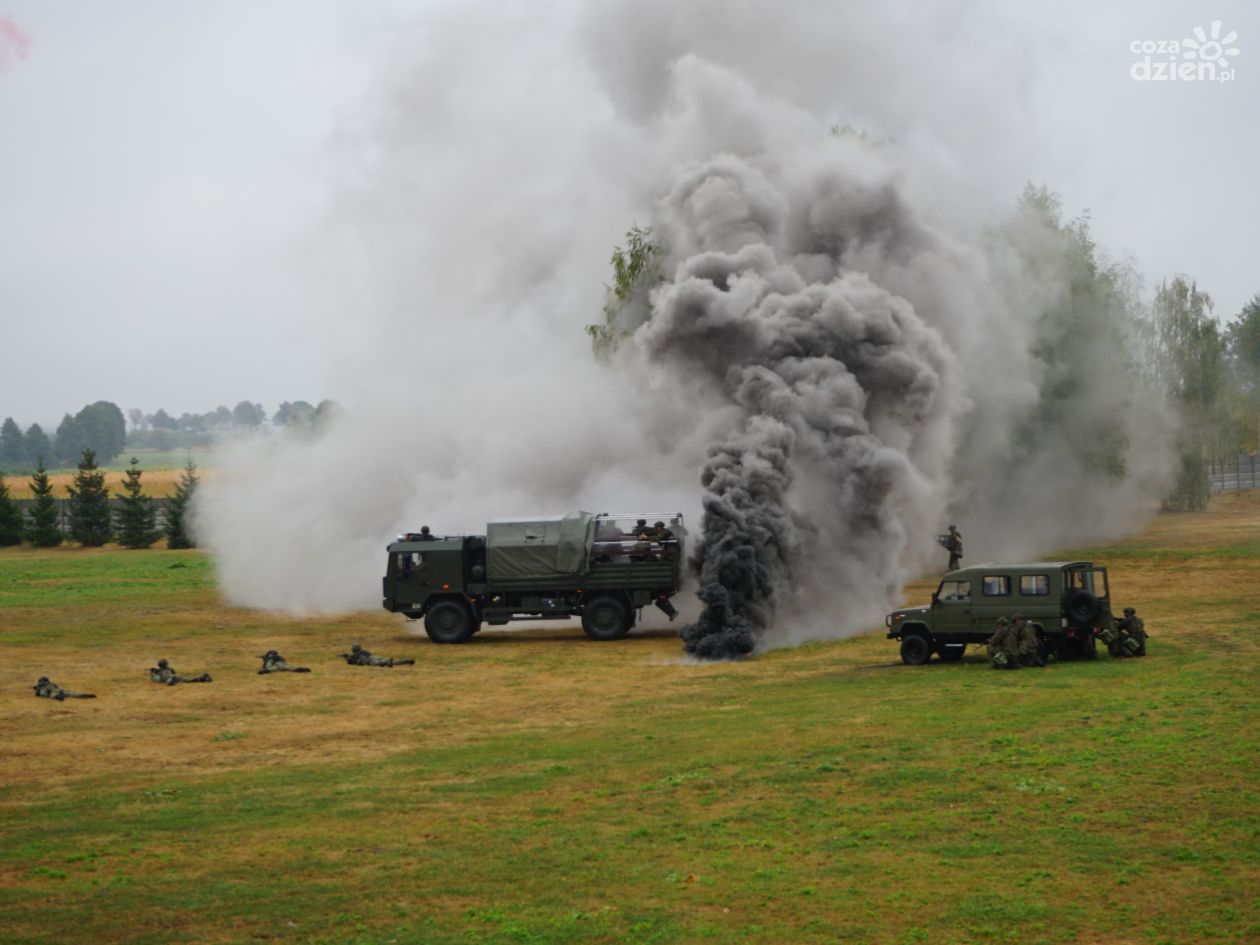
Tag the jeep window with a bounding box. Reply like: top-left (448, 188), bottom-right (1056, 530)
top-left (1020, 574), bottom-right (1050, 596)
top-left (981, 575), bottom-right (1011, 596)
top-left (1068, 569), bottom-right (1109, 596)
top-left (938, 580), bottom-right (970, 601)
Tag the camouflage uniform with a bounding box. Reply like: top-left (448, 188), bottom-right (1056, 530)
top-left (258, 650), bottom-right (311, 674)
top-left (943, 526), bottom-right (963, 571)
top-left (1114, 608), bottom-right (1147, 657)
top-left (33, 676), bottom-right (96, 700)
top-left (341, 643), bottom-right (415, 667)
top-left (986, 618), bottom-right (1019, 669)
top-left (149, 658), bottom-right (212, 685)
top-left (1011, 614), bottom-right (1045, 667)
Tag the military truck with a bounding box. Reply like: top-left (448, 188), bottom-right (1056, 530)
top-left (382, 511), bottom-right (685, 643)
top-left (885, 561), bottom-right (1113, 664)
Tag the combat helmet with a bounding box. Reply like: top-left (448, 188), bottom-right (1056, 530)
top-left (1123, 607), bottom-right (1135, 616)
top-left (351, 643), bottom-right (362, 652)
top-left (157, 658), bottom-right (169, 668)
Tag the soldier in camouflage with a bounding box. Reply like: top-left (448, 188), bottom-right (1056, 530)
top-left (1113, 607), bottom-right (1147, 657)
top-left (1011, 613), bottom-right (1046, 667)
top-left (149, 658), bottom-right (213, 685)
top-left (33, 676), bottom-right (96, 700)
top-left (257, 650), bottom-right (311, 674)
top-left (340, 643), bottom-right (415, 667)
top-left (986, 617), bottom-right (1019, 669)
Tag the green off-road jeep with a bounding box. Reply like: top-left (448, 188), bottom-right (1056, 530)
top-left (885, 561), bottom-right (1113, 665)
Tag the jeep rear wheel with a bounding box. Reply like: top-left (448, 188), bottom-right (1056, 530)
top-left (938, 643), bottom-right (966, 662)
top-left (582, 595), bottom-right (630, 641)
top-left (900, 634), bottom-right (932, 666)
top-left (424, 600), bottom-right (475, 644)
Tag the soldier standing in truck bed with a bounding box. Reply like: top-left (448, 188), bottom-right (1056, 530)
top-left (257, 650), bottom-right (311, 674)
top-left (341, 643), bottom-right (415, 667)
top-left (33, 677), bottom-right (96, 700)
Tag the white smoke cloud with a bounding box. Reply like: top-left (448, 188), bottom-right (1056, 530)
top-left (198, 1), bottom-right (1178, 652)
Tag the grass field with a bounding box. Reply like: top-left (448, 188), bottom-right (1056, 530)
top-left (1, 495), bottom-right (1258, 944)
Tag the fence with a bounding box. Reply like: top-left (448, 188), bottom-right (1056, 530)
top-left (13, 498), bottom-right (173, 535)
top-left (1207, 454), bottom-right (1260, 494)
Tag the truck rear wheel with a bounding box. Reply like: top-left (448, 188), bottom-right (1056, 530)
top-left (582, 595), bottom-right (630, 641)
top-left (900, 634), bottom-right (932, 666)
top-left (424, 600), bottom-right (475, 644)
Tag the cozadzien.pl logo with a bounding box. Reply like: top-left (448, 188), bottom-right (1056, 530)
top-left (1130, 20), bottom-right (1240, 83)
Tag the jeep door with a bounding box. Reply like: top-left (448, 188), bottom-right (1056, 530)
top-left (933, 579), bottom-right (973, 637)
top-left (970, 572), bottom-right (1014, 634)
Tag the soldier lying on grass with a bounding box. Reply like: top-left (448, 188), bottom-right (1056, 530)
top-left (257, 650), bottom-right (311, 674)
top-left (149, 658), bottom-right (213, 685)
top-left (33, 677), bottom-right (96, 700)
top-left (340, 643), bottom-right (415, 667)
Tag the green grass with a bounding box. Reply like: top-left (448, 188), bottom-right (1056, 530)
top-left (1, 499), bottom-right (1258, 944)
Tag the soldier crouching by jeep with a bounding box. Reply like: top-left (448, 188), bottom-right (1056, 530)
top-left (1099, 607), bottom-right (1147, 657)
top-left (986, 617), bottom-right (1019, 669)
top-left (340, 643), bottom-right (415, 667)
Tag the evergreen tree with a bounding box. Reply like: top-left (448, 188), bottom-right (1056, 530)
top-left (0, 472), bottom-right (23, 546)
top-left (26, 461), bottom-right (62, 547)
top-left (115, 457), bottom-right (160, 549)
top-left (66, 448), bottom-right (112, 546)
top-left (0, 418), bottom-right (26, 469)
top-left (165, 459), bottom-right (200, 549)
top-left (23, 424), bottom-right (51, 467)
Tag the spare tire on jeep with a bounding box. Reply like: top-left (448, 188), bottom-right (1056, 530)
top-left (1067, 590), bottom-right (1101, 625)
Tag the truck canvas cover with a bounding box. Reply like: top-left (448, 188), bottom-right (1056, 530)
top-left (486, 510), bottom-right (597, 581)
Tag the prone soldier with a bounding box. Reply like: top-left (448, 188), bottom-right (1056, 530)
top-left (33, 676), bottom-right (96, 700)
top-left (149, 658), bottom-right (212, 685)
top-left (257, 650), bottom-right (311, 674)
top-left (340, 643), bottom-right (415, 667)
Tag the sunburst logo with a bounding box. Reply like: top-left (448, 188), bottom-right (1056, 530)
top-left (1130, 20), bottom-right (1241, 83)
top-left (1183, 21), bottom-right (1242, 66)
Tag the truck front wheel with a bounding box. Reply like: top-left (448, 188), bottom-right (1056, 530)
top-left (582, 595), bottom-right (630, 641)
top-left (900, 634), bottom-right (932, 666)
top-left (425, 600), bottom-right (475, 644)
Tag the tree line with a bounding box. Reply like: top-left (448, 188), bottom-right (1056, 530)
top-left (0, 450), bottom-right (200, 549)
top-left (0, 399), bottom-right (340, 471)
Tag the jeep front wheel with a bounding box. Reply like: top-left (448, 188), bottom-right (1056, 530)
top-left (900, 634), bottom-right (932, 666)
top-left (424, 600), bottom-right (475, 644)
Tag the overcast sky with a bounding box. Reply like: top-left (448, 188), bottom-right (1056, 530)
top-left (1, 0), bottom-right (1256, 427)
